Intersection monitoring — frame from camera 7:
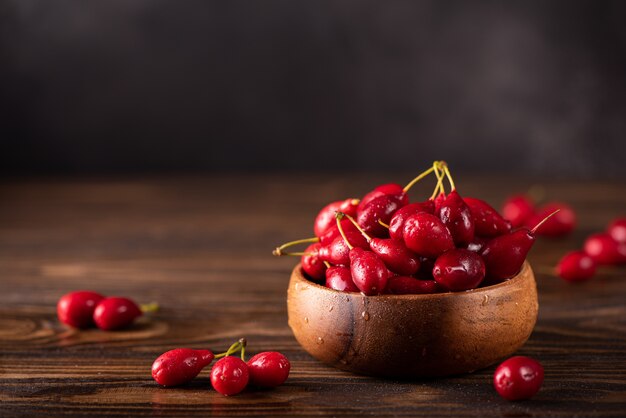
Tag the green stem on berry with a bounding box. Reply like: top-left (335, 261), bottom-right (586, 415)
top-left (273, 237), bottom-right (319, 256)
top-left (140, 302), bottom-right (159, 314)
top-left (440, 161), bottom-right (456, 191)
top-left (530, 209), bottom-right (561, 234)
top-left (323, 261), bottom-right (332, 268)
top-left (430, 161), bottom-right (446, 200)
top-left (378, 219), bottom-right (390, 229)
top-left (335, 212), bottom-right (353, 250)
top-left (403, 165), bottom-right (436, 193)
top-left (342, 213), bottom-right (372, 243)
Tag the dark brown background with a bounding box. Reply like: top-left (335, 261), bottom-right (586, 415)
top-left (2, 0), bottom-right (626, 178)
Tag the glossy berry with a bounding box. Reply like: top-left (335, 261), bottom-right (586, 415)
top-left (314, 198), bottom-right (359, 237)
top-left (369, 238), bottom-right (420, 276)
top-left (357, 183), bottom-right (408, 213)
top-left (325, 266), bottom-right (359, 292)
top-left (319, 218), bottom-right (361, 245)
top-left (584, 233), bottom-right (626, 265)
top-left (464, 197), bottom-right (512, 237)
top-left (403, 212), bottom-right (454, 259)
top-left (465, 236), bottom-right (489, 253)
top-left (494, 356), bottom-right (544, 401)
top-left (528, 202), bottom-right (576, 237)
top-left (386, 276), bottom-right (438, 294)
top-left (556, 251), bottom-right (596, 282)
top-left (57, 290), bottom-right (105, 329)
top-left (437, 190), bottom-right (474, 246)
top-left (388, 201), bottom-right (435, 241)
top-left (349, 248), bottom-right (388, 295)
top-left (502, 195), bottom-right (535, 228)
top-left (210, 356), bottom-right (249, 396)
top-left (432, 249), bottom-right (485, 291)
top-left (152, 348), bottom-right (214, 387)
top-left (357, 194), bottom-right (404, 237)
top-left (301, 243), bottom-right (326, 281)
top-left (608, 218), bottom-right (626, 243)
top-left (93, 297), bottom-right (143, 330)
top-left (481, 229), bottom-right (535, 282)
top-left (247, 351), bottom-right (291, 388)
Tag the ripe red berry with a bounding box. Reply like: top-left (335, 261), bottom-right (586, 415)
top-left (608, 218), bottom-right (626, 243)
top-left (57, 290), bottom-right (105, 329)
top-left (356, 194), bottom-right (404, 237)
top-left (301, 243), bottom-right (326, 281)
top-left (502, 195), bottom-right (535, 228)
top-left (436, 190), bottom-right (475, 246)
top-left (349, 248), bottom-right (389, 295)
top-left (433, 249), bottom-right (485, 291)
top-left (247, 351), bottom-right (291, 388)
top-left (93, 297), bottom-right (143, 330)
top-left (494, 356), bottom-right (544, 401)
top-left (402, 212), bottom-right (454, 259)
top-left (325, 266), bottom-right (359, 292)
top-left (152, 348), bottom-right (215, 387)
top-left (210, 356), bottom-right (249, 396)
top-left (314, 198), bottom-right (359, 237)
top-left (388, 201), bottom-right (435, 241)
top-left (556, 251), bottom-right (596, 282)
top-left (584, 233), bottom-right (626, 265)
top-left (464, 197), bottom-right (512, 237)
top-left (386, 276), bottom-right (438, 294)
top-left (357, 183), bottom-right (408, 213)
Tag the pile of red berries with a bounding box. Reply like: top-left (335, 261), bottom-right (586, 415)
top-left (502, 194), bottom-right (576, 237)
top-left (152, 338), bottom-right (290, 396)
top-left (556, 218), bottom-right (626, 282)
top-left (57, 290), bottom-right (158, 330)
top-left (274, 161), bottom-right (555, 295)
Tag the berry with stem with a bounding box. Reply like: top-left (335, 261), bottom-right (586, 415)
top-left (325, 265), bottom-right (359, 292)
top-left (314, 198), bottom-right (359, 237)
top-left (402, 212), bottom-right (455, 259)
top-left (527, 202), bottom-right (576, 237)
top-left (356, 194), bottom-right (404, 237)
top-left (152, 348), bottom-right (215, 387)
top-left (435, 163), bottom-right (475, 246)
top-left (464, 197), bottom-right (512, 237)
top-left (93, 297), bottom-right (158, 331)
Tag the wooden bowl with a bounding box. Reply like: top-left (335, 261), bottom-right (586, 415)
top-left (287, 262), bottom-right (538, 378)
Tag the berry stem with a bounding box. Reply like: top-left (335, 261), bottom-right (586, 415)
top-left (403, 165), bottom-right (436, 193)
top-left (335, 212), bottom-right (353, 250)
top-left (214, 338), bottom-right (247, 359)
top-left (430, 161), bottom-right (446, 200)
top-left (440, 161), bottom-right (456, 191)
top-left (273, 237), bottom-right (319, 256)
top-left (140, 302), bottom-right (159, 314)
top-left (530, 209), bottom-right (561, 234)
top-left (342, 213), bottom-right (372, 242)
top-left (378, 219), bottom-right (390, 229)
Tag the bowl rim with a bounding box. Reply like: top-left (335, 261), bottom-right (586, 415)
top-left (291, 261), bottom-right (531, 300)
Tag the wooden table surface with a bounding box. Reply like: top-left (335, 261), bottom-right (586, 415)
top-left (1, 173), bottom-right (625, 417)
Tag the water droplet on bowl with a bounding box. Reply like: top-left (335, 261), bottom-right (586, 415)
top-left (316, 337), bottom-right (324, 345)
top-left (304, 317), bottom-right (309, 324)
top-left (361, 311), bottom-right (370, 321)
top-left (328, 305), bottom-right (334, 312)
top-left (481, 295), bottom-right (489, 306)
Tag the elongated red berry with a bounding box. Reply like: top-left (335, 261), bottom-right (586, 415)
top-left (357, 194), bottom-right (404, 237)
top-left (402, 212), bottom-right (454, 259)
top-left (210, 356), bottom-right (249, 396)
top-left (325, 266), bottom-right (359, 292)
top-left (301, 243), bottom-right (326, 281)
top-left (556, 251), bottom-right (596, 282)
top-left (349, 248), bottom-right (388, 295)
top-left (369, 238), bottom-right (420, 276)
top-left (314, 198), bottom-right (359, 237)
top-left (494, 356), bottom-right (544, 401)
top-left (481, 229), bottom-right (534, 282)
top-left (433, 249), bottom-right (485, 291)
top-left (152, 348), bottom-right (215, 387)
top-left (57, 290), bottom-right (105, 329)
top-left (584, 233), bottom-right (626, 265)
top-left (247, 351), bottom-right (290, 388)
top-left (93, 297), bottom-right (143, 330)
top-left (437, 190), bottom-right (474, 246)
top-left (464, 197), bottom-right (512, 237)
top-left (357, 183), bottom-right (408, 213)
top-left (388, 201), bottom-right (435, 241)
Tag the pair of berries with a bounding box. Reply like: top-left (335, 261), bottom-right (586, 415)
top-left (57, 290), bottom-right (157, 330)
top-left (502, 195), bottom-right (576, 237)
top-left (151, 339), bottom-right (290, 396)
top-left (275, 161), bottom-right (554, 295)
top-left (556, 218), bottom-right (626, 282)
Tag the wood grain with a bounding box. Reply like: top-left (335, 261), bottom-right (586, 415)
top-left (1, 174), bottom-right (625, 417)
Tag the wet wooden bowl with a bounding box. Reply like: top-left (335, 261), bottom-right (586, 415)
top-left (287, 261), bottom-right (538, 378)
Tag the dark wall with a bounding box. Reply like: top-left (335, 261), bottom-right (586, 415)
top-left (2, 1), bottom-right (626, 177)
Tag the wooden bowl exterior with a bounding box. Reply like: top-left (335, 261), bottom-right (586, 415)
top-left (287, 262), bottom-right (538, 377)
